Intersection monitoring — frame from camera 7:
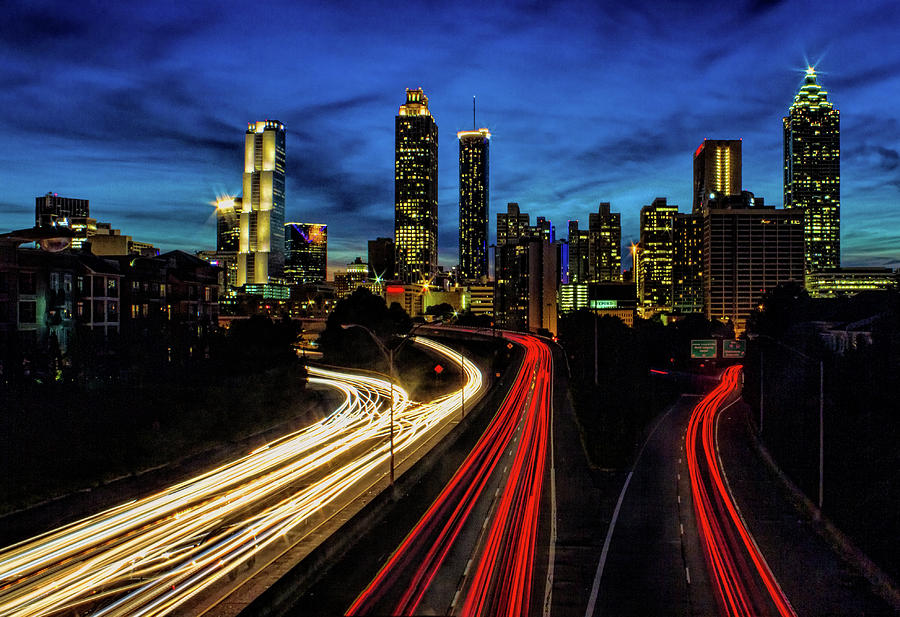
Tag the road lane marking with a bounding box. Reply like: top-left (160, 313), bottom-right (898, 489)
top-left (584, 471), bottom-right (632, 617)
top-left (685, 566), bottom-right (691, 584)
top-left (584, 401), bottom-right (680, 617)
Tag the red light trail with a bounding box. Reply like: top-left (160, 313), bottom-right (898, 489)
top-left (348, 333), bottom-right (552, 616)
top-left (686, 365), bottom-right (796, 617)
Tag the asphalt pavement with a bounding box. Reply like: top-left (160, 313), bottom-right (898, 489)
top-left (547, 345), bottom-right (628, 617)
top-left (588, 395), bottom-right (718, 617)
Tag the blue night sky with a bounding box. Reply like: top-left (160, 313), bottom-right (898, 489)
top-left (2, 0), bottom-right (899, 273)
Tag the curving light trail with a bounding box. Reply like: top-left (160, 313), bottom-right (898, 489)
top-left (349, 333), bottom-right (552, 616)
top-left (686, 365), bottom-right (796, 617)
top-left (0, 337), bottom-right (483, 617)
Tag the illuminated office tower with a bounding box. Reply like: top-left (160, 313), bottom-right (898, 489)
top-left (588, 202), bottom-right (621, 282)
top-left (567, 221), bottom-right (589, 284)
top-left (35, 192), bottom-right (89, 227)
top-left (347, 257), bottom-right (369, 291)
top-left (693, 139), bottom-right (741, 213)
top-left (458, 123), bottom-right (490, 281)
top-left (395, 88), bottom-right (438, 283)
top-left (238, 120), bottom-right (286, 285)
top-left (216, 196), bottom-right (240, 252)
top-left (497, 202), bottom-right (531, 246)
top-left (672, 212), bottom-right (703, 314)
top-left (784, 66), bottom-right (840, 274)
top-left (285, 223), bottom-right (327, 284)
top-left (702, 192), bottom-right (804, 334)
top-left (637, 197), bottom-right (678, 315)
top-left (534, 216), bottom-right (555, 243)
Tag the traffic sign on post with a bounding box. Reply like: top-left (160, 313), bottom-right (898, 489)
top-left (723, 340), bottom-right (746, 358)
top-left (691, 339), bottom-right (718, 359)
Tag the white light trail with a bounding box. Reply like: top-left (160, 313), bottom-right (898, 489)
top-left (0, 337), bottom-right (483, 617)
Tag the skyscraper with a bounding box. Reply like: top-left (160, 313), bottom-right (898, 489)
top-left (693, 139), bottom-right (742, 213)
top-left (637, 197), bottom-right (678, 315)
top-left (672, 212), bottom-right (703, 314)
top-left (534, 217), bottom-right (555, 243)
top-left (216, 196), bottom-right (240, 252)
top-left (368, 237), bottom-right (396, 281)
top-left (588, 202), bottom-right (621, 282)
top-left (238, 120), bottom-right (286, 286)
top-left (285, 223), bottom-right (327, 284)
top-left (567, 220), bottom-right (590, 284)
top-left (497, 202), bottom-right (531, 246)
top-left (395, 88), bottom-right (438, 284)
top-left (458, 125), bottom-right (490, 281)
top-left (702, 191), bottom-right (804, 334)
top-left (784, 66), bottom-right (840, 274)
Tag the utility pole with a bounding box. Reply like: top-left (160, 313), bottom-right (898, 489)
top-left (389, 347), bottom-right (395, 484)
top-left (819, 360), bottom-right (824, 510)
top-left (759, 348), bottom-right (764, 435)
top-left (460, 345), bottom-right (465, 421)
top-left (593, 315), bottom-right (598, 386)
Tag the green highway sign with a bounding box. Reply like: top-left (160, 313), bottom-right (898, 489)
top-left (723, 339), bottom-right (747, 358)
top-left (691, 339), bottom-right (717, 359)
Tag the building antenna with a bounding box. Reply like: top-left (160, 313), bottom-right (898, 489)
top-left (473, 95), bottom-right (476, 129)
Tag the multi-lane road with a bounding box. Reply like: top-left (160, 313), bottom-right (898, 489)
top-left (3, 332), bottom-right (892, 617)
top-left (685, 365), bottom-right (795, 617)
top-left (348, 332), bottom-right (554, 616)
top-left (0, 337), bottom-right (484, 617)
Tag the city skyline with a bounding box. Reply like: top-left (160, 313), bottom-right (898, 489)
top-left (2, 1), bottom-right (900, 274)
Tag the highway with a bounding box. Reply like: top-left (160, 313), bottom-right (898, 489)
top-left (685, 365), bottom-right (795, 617)
top-left (348, 332), bottom-right (553, 616)
top-left (0, 337), bottom-right (483, 617)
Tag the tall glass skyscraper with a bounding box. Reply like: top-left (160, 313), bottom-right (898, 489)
top-left (238, 120), bottom-right (285, 285)
top-left (638, 197), bottom-right (678, 314)
top-left (216, 196), bottom-right (240, 252)
top-left (285, 223), bottom-right (327, 284)
top-left (395, 89), bottom-right (438, 284)
top-left (458, 127), bottom-right (490, 281)
top-left (692, 139), bottom-right (742, 213)
top-left (588, 202), bottom-right (621, 282)
top-left (784, 66), bottom-right (840, 274)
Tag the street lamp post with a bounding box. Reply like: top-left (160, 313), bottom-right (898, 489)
top-left (341, 321), bottom-right (432, 485)
top-left (751, 334), bottom-right (825, 510)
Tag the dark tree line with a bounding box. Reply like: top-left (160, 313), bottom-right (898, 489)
top-left (742, 284), bottom-right (900, 579)
top-left (557, 311), bottom-right (728, 467)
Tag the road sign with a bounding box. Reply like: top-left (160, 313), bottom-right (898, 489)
top-left (691, 339), bottom-right (717, 359)
top-left (723, 340), bottom-right (746, 358)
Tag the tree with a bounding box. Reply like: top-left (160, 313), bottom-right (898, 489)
top-left (425, 302), bottom-right (454, 318)
top-left (225, 315), bottom-right (299, 373)
top-left (318, 288), bottom-right (411, 365)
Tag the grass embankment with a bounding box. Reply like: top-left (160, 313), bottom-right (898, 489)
top-left (0, 364), bottom-right (322, 515)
